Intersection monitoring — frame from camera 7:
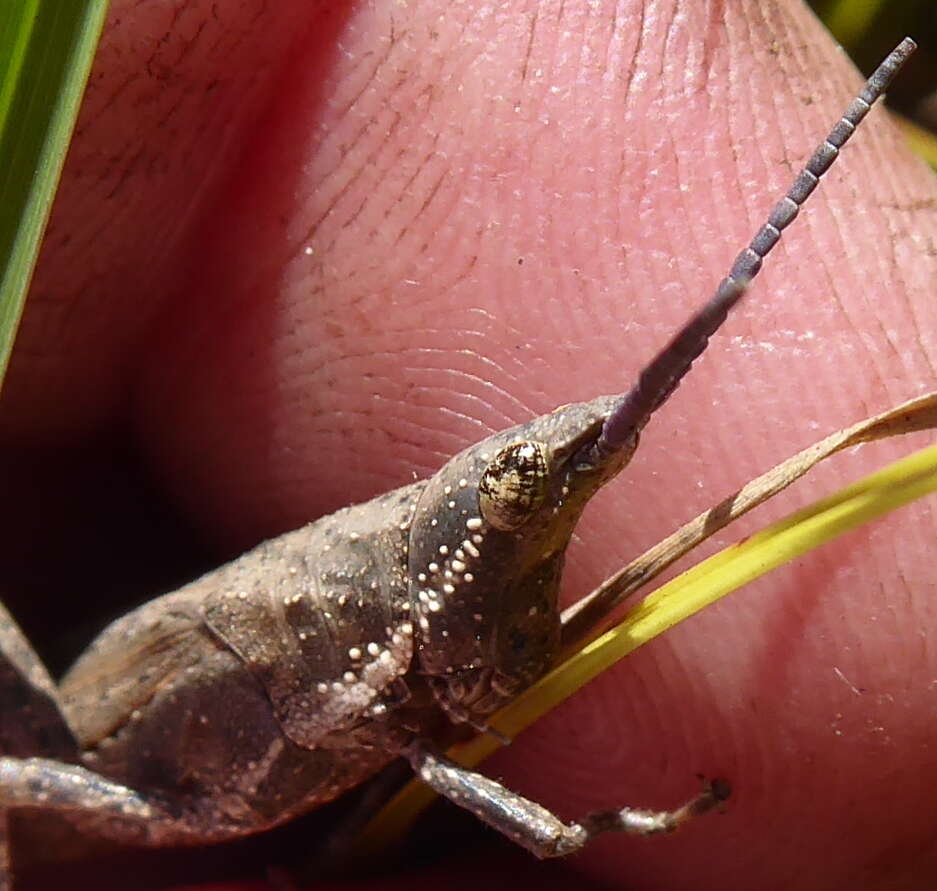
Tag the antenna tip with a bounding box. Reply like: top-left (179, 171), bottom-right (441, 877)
top-left (890, 37), bottom-right (918, 70)
top-left (869, 38), bottom-right (917, 95)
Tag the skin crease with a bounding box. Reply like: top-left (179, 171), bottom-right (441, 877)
top-left (3, 0), bottom-right (937, 889)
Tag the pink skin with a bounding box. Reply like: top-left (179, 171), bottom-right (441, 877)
top-left (3, 1), bottom-right (937, 889)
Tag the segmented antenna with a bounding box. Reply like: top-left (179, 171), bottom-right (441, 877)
top-left (597, 37), bottom-right (917, 456)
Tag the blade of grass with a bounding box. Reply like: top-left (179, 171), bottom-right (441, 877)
top-left (896, 113), bottom-right (937, 171)
top-left (0, 1), bottom-right (39, 139)
top-left (356, 439), bottom-right (937, 853)
top-left (821, 0), bottom-right (890, 49)
top-left (0, 0), bottom-right (109, 389)
top-left (561, 392), bottom-right (937, 649)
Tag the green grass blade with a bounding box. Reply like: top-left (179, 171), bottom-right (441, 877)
top-left (0, 1), bottom-right (39, 140)
top-left (896, 113), bottom-right (937, 171)
top-left (820, 0), bottom-right (890, 49)
top-left (0, 0), bottom-right (109, 390)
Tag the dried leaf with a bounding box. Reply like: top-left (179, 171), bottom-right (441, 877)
top-left (560, 390), bottom-right (937, 651)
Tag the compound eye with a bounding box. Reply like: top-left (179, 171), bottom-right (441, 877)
top-left (478, 441), bottom-right (550, 531)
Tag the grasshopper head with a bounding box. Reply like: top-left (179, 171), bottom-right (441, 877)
top-left (405, 281), bottom-right (749, 726)
top-left (407, 394), bottom-right (636, 721)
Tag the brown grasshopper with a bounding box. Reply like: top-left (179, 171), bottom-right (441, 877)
top-left (0, 37), bottom-right (917, 889)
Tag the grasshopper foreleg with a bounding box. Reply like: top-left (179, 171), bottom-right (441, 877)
top-left (405, 741), bottom-right (728, 858)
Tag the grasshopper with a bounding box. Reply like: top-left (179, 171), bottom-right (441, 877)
top-left (0, 37), bottom-right (917, 889)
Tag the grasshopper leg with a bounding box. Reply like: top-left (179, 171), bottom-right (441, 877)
top-left (0, 755), bottom-right (177, 888)
top-left (0, 603), bottom-right (77, 762)
top-left (405, 741), bottom-right (729, 858)
top-left (0, 757), bottom-right (163, 829)
top-left (1, 603), bottom-right (84, 890)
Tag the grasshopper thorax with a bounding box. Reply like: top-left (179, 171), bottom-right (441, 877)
top-left (407, 394), bottom-right (636, 722)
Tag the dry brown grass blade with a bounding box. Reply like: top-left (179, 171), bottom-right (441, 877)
top-left (560, 390), bottom-right (937, 652)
